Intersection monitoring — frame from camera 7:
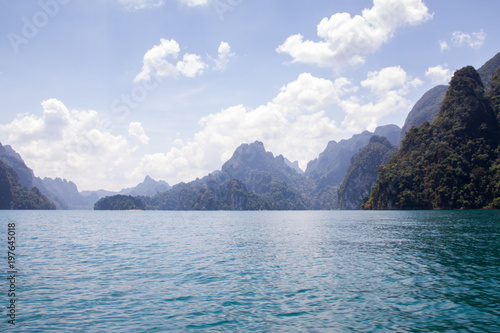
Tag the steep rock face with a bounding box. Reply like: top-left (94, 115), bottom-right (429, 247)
top-left (144, 141), bottom-right (307, 210)
top-left (399, 85), bottom-right (448, 144)
top-left (304, 125), bottom-right (400, 209)
top-left (221, 141), bottom-right (305, 194)
top-left (367, 66), bottom-right (500, 210)
top-left (36, 177), bottom-right (98, 210)
top-left (0, 160), bottom-right (15, 209)
top-left (305, 125), bottom-right (400, 185)
top-left (338, 136), bottom-right (397, 210)
top-left (0, 159), bottom-right (55, 210)
top-left (478, 52), bottom-right (500, 91)
top-left (398, 53), bottom-right (500, 145)
top-left (220, 141), bottom-right (308, 209)
top-left (0, 142), bottom-right (35, 188)
top-left (373, 125), bottom-right (400, 146)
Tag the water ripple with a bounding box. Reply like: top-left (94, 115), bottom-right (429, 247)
top-left (0, 210), bottom-right (498, 332)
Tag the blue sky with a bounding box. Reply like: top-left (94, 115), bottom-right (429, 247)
top-left (0, 0), bottom-right (498, 191)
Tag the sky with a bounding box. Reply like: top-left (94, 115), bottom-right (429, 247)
top-left (0, 0), bottom-right (498, 191)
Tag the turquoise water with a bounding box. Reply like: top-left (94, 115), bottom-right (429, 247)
top-left (1, 210), bottom-right (499, 332)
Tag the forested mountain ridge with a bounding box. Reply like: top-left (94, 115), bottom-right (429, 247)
top-left (398, 85), bottom-right (448, 144)
top-left (398, 52), bottom-right (500, 145)
top-left (0, 159), bottom-right (55, 210)
top-left (366, 66), bottom-right (500, 210)
top-left (338, 136), bottom-right (397, 210)
top-left (304, 125), bottom-right (400, 209)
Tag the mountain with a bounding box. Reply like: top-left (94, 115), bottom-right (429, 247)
top-left (221, 141), bottom-right (307, 194)
top-left (398, 52), bottom-right (500, 145)
top-left (338, 136), bottom-right (397, 210)
top-left (145, 141), bottom-right (307, 210)
top-left (0, 159), bottom-right (55, 210)
top-left (82, 176), bottom-right (171, 200)
top-left (399, 85), bottom-right (448, 144)
top-left (123, 176), bottom-right (170, 196)
top-left (304, 125), bottom-right (400, 209)
top-left (0, 142), bottom-right (35, 188)
top-left (366, 66), bottom-right (500, 210)
top-left (478, 52), bottom-right (500, 91)
top-left (305, 125), bottom-right (400, 185)
top-left (36, 177), bottom-right (98, 210)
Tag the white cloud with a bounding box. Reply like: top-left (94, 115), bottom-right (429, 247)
top-left (439, 40), bottom-right (449, 51)
top-left (176, 53), bottom-right (207, 78)
top-left (118, 0), bottom-right (165, 10)
top-left (361, 66), bottom-right (421, 97)
top-left (179, 0), bottom-right (210, 7)
top-left (342, 66), bottom-right (422, 133)
top-left (136, 68), bottom-right (421, 184)
top-left (0, 68), bottom-right (421, 190)
top-left (0, 99), bottom-right (146, 191)
top-left (214, 42), bottom-right (235, 71)
top-left (128, 122), bottom-right (150, 145)
top-left (135, 39), bottom-right (232, 82)
top-left (277, 0), bottom-right (433, 69)
top-left (452, 29), bottom-right (486, 49)
top-left (134, 39), bottom-right (207, 83)
top-left (425, 64), bottom-right (453, 85)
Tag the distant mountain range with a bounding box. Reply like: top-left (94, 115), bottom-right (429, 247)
top-left (0, 142), bottom-right (170, 210)
top-left (2, 52), bottom-right (500, 210)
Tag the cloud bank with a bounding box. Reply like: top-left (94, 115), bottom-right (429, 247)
top-left (0, 63), bottom-right (421, 191)
top-left (0, 99), bottom-right (147, 191)
top-left (137, 68), bottom-right (421, 184)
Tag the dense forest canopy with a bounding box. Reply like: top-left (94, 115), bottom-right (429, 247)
top-left (366, 67), bottom-right (500, 210)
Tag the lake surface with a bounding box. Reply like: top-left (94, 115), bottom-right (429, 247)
top-left (1, 210), bottom-right (499, 332)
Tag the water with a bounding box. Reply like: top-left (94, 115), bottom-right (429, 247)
top-left (0, 210), bottom-right (499, 332)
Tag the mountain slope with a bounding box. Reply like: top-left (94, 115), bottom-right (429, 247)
top-left (366, 66), bottom-right (500, 210)
top-left (338, 136), bottom-right (397, 210)
top-left (399, 85), bottom-right (448, 144)
top-left (478, 52), bottom-right (500, 91)
top-left (0, 159), bottom-right (55, 210)
top-left (0, 142), bottom-right (35, 188)
top-left (304, 125), bottom-right (400, 209)
top-left (36, 177), bottom-right (98, 210)
top-left (146, 141), bottom-right (307, 210)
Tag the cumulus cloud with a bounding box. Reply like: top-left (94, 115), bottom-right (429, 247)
top-left (214, 42), bottom-right (235, 71)
top-left (135, 39), bottom-right (234, 82)
top-left (451, 29), bottom-right (486, 49)
top-left (0, 68), bottom-right (421, 190)
top-left (425, 64), bottom-right (453, 85)
top-left (134, 39), bottom-right (207, 83)
top-left (118, 0), bottom-right (165, 10)
top-left (136, 68), bottom-right (421, 183)
top-left (128, 122), bottom-right (150, 145)
top-left (342, 66), bottom-right (422, 133)
top-left (277, 0), bottom-right (433, 69)
top-left (0, 99), bottom-right (146, 191)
